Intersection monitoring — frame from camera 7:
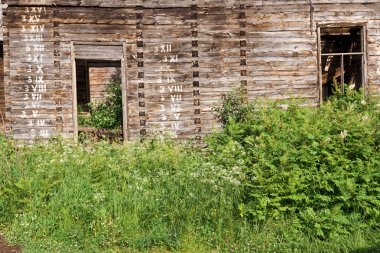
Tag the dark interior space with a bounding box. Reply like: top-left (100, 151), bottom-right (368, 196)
top-left (75, 59), bottom-right (121, 111)
top-left (321, 27), bottom-right (362, 54)
top-left (320, 27), bottom-right (364, 100)
top-left (75, 59), bottom-right (123, 140)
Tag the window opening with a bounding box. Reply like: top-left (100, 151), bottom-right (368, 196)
top-left (320, 26), bottom-right (365, 100)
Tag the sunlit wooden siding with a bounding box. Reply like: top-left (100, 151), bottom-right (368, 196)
top-left (1, 0), bottom-right (380, 142)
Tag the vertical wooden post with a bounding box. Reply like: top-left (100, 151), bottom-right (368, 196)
top-left (122, 43), bottom-right (128, 141)
top-left (239, 3), bottom-right (248, 103)
top-left (362, 25), bottom-right (368, 95)
top-left (71, 42), bottom-right (78, 142)
top-left (317, 26), bottom-right (322, 103)
top-left (191, 3), bottom-right (201, 142)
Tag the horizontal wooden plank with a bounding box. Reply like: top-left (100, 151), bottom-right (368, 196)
top-left (2, 2), bottom-right (380, 142)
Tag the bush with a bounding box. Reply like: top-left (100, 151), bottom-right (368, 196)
top-left (209, 89), bottom-right (380, 239)
top-left (212, 87), bottom-right (252, 126)
top-left (1, 89), bottom-right (380, 252)
top-left (88, 80), bottom-right (123, 130)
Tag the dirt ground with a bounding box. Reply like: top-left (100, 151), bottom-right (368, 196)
top-left (0, 236), bottom-right (21, 253)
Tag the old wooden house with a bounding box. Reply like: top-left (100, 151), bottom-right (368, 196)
top-left (0, 0), bottom-right (380, 143)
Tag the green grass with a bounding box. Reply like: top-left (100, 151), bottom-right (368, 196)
top-left (1, 90), bottom-right (380, 252)
top-left (0, 138), bottom-right (242, 252)
top-left (0, 137), bottom-right (379, 252)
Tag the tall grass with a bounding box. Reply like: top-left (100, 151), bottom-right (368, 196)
top-left (0, 138), bottom-right (244, 252)
top-left (0, 90), bottom-right (380, 252)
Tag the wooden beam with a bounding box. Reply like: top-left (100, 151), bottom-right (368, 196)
top-left (317, 26), bottom-right (323, 103)
top-left (71, 41), bottom-right (78, 142)
top-left (122, 42), bottom-right (128, 141)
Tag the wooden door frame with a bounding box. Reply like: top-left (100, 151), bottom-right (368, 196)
top-left (71, 41), bottom-right (128, 142)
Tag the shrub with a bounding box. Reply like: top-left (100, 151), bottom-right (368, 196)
top-left (208, 89), bottom-right (380, 239)
top-left (88, 80), bottom-right (123, 130)
top-left (1, 88), bottom-right (380, 252)
top-left (77, 106), bottom-right (92, 127)
top-left (212, 87), bottom-right (252, 126)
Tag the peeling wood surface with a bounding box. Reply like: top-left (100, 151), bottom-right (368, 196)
top-left (2, 1), bottom-right (380, 142)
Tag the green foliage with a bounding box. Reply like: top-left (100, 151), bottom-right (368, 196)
top-left (1, 88), bottom-right (380, 252)
top-left (208, 89), bottom-right (380, 240)
top-left (0, 138), bottom-right (243, 252)
top-left (330, 79), bottom-right (367, 109)
top-left (212, 87), bottom-right (252, 126)
top-left (88, 80), bottom-right (123, 130)
top-left (77, 106), bottom-right (92, 127)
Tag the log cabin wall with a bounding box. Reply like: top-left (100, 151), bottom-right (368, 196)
top-left (2, 0), bottom-right (380, 142)
top-left (88, 65), bottom-right (121, 103)
top-left (312, 1), bottom-right (380, 95)
top-left (0, 44), bottom-right (4, 128)
top-left (0, 3), bottom-right (4, 129)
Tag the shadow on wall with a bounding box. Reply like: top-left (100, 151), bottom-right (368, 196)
top-left (351, 244), bottom-right (380, 253)
top-left (0, 113), bottom-right (5, 133)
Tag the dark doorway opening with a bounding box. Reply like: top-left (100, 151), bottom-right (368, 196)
top-left (75, 59), bottom-right (123, 140)
top-left (71, 43), bottom-right (127, 142)
top-left (75, 60), bottom-right (121, 111)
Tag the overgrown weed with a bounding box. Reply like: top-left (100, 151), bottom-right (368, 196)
top-left (0, 88), bottom-right (380, 252)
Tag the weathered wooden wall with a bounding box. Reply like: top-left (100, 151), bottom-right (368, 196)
top-left (0, 2), bottom-right (5, 129)
top-left (2, 0), bottom-right (380, 142)
top-left (89, 66), bottom-right (120, 103)
top-left (0, 53), bottom-right (4, 127)
top-left (312, 1), bottom-right (380, 94)
top-left (247, 2), bottom-right (317, 102)
top-left (0, 2), bottom-right (3, 41)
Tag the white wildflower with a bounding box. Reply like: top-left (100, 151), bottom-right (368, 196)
top-left (340, 130), bottom-right (348, 139)
top-left (93, 193), bottom-right (105, 202)
top-left (361, 100), bottom-right (367, 105)
top-left (348, 83), bottom-right (355, 91)
top-left (362, 115), bottom-right (369, 121)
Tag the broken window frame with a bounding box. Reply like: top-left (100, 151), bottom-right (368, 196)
top-left (317, 23), bottom-right (368, 102)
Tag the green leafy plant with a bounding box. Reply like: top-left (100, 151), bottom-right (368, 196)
top-left (77, 105), bottom-right (92, 127)
top-left (1, 89), bottom-right (380, 252)
top-left (212, 87), bottom-right (252, 126)
top-left (88, 80), bottom-right (122, 130)
top-left (209, 88), bottom-right (380, 240)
